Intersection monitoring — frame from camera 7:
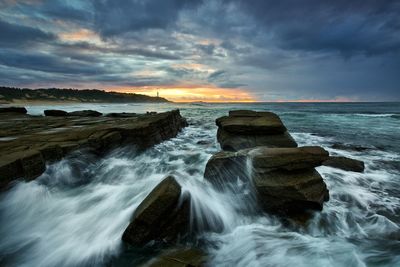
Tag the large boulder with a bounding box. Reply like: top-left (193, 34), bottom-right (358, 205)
top-left (44, 109), bottom-right (68, 116)
top-left (122, 176), bottom-right (191, 246)
top-left (204, 146), bottom-right (330, 215)
top-left (322, 156), bottom-right (365, 172)
top-left (142, 248), bottom-right (207, 267)
top-left (68, 110), bottom-right (102, 117)
top-left (0, 107), bottom-right (27, 114)
top-left (215, 110), bottom-right (297, 151)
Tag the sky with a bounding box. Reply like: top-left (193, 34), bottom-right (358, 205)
top-left (0, 0), bottom-right (399, 102)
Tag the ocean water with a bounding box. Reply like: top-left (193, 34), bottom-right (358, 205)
top-left (0, 102), bottom-right (399, 267)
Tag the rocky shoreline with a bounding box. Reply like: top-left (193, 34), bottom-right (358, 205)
top-left (0, 107), bottom-right (366, 266)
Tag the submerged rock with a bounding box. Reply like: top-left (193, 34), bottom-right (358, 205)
top-left (0, 107), bottom-right (27, 114)
top-left (331, 143), bottom-right (372, 152)
top-left (323, 156), bottom-right (365, 172)
top-left (122, 176), bottom-right (191, 246)
top-left (44, 109), bottom-right (68, 116)
top-left (215, 110), bottom-right (297, 151)
top-left (142, 248), bottom-right (207, 267)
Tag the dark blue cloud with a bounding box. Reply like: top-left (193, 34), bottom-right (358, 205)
top-left (93, 0), bottom-right (203, 37)
top-left (0, 19), bottom-right (56, 47)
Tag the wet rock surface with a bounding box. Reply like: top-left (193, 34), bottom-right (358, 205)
top-left (0, 109), bottom-right (187, 189)
top-left (205, 145), bottom-right (330, 215)
top-left (122, 176), bottom-right (191, 246)
top-left (206, 110), bottom-right (330, 217)
top-left (216, 110), bottom-right (297, 151)
top-left (323, 156), bottom-right (365, 172)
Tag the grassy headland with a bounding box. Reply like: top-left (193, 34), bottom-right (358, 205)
top-left (0, 87), bottom-right (169, 104)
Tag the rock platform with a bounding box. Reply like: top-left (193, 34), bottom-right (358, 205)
top-left (0, 109), bottom-right (187, 189)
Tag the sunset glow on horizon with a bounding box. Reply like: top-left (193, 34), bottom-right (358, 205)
top-left (109, 86), bottom-right (256, 103)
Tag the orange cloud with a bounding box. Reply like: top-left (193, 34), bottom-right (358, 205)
top-left (59, 29), bottom-right (101, 43)
top-left (108, 85), bottom-right (256, 103)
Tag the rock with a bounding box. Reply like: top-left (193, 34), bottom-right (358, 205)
top-left (204, 146), bottom-right (330, 215)
top-left (217, 128), bottom-right (297, 151)
top-left (322, 156), bottom-right (365, 172)
top-left (105, 112), bottom-right (137, 118)
top-left (68, 110), bottom-right (102, 117)
top-left (142, 248), bottom-right (207, 267)
top-left (44, 109), bottom-right (68, 116)
top-left (253, 169), bottom-right (329, 215)
top-left (204, 150), bottom-right (249, 186)
top-left (0, 149), bottom-right (46, 189)
top-left (0, 110), bottom-right (187, 189)
top-left (0, 107), bottom-right (27, 114)
top-left (216, 111), bottom-right (286, 135)
top-left (122, 176), bottom-right (190, 246)
top-left (215, 110), bottom-right (297, 151)
top-left (249, 146), bottom-right (329, 172)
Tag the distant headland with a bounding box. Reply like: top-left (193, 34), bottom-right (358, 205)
top-left (0, 87), bottom-right (169, 104)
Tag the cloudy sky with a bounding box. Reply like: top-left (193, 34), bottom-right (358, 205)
top-left (0, 0), bottom-right (399, 102)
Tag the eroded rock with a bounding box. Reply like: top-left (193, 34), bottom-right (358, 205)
top-left (216, 110), bottom-right (297, 151)
top-left (204, 145), bottom-right (330, 215)
top-left (122, 176), bottom-right (191, 246)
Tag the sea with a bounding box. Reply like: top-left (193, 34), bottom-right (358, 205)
top-left (0, 102), bottom-right (399, 267)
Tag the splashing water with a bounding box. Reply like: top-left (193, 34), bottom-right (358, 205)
top-left (1, 102), bottom-right (400, 266)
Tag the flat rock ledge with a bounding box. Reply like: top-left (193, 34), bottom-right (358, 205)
top-left (0, 109), bottom-right (187, 190)
top-left (122, 176), bottom-right (191, 246)
top-left (216, 110), bottom-right (297, 151)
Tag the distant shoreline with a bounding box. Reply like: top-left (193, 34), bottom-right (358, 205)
top-left (0, 87), bottom-right (170, 104)
top-left (0, 99), bottom-right (172, 106)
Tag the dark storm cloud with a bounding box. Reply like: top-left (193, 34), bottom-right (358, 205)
top-left (0, 49), bottom-right (107, 75)
top-left (0, 19), bottom-right (56, 47)
top-left (232, 0), bottom-right (400, 57)
top-left (92, 0), bottom-right (203, 37)
top-left (40, 1), bottom-right (93, 22)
